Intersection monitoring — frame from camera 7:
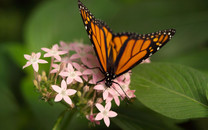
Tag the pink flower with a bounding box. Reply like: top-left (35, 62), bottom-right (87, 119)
top-left (86, 114), bottom-right (100, 125)
top-left (50, 64), bottom-right (61, 73)
top-left (59, 41), bottom-right (71, 52)
top-left (94, 83), bottom-right (116, 100)
top-left (95, 102), bottom-right (117, 127)
top-left (141, 58), bottom-right (151, 64)
top-left (72, 62), bottom-right (91, 81)
top-left (23, 52), bottom-right (48, 72)
top-left (126, 90), bottom-right (136, 98)
top-left (59, 63), bottom-right (83, 84)
top-left (70, 45), bottom-right (93, 61)
top-left (42, 44), bottom-right (67, 61)
top-left (52, 80), bottom-right (77, 105)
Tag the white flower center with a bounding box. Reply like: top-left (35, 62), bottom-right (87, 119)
top-left (30, 57), bottom-right (38, 63)
top-left (69, 71), bottom-right (76, 78)
top-left (60, 89), bottom-right (66, 96)
top-left (102, 110), bottom-right (108, 117)
top-left (50, 50), bottom-right (58, 55)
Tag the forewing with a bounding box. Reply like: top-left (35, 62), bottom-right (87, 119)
top-left (114, 29), bottom-right (176, 76)
top-left (78, 0), bottom-right (113, 72)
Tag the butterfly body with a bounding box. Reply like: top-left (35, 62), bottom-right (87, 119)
top-left (78, 0), bottom-right (176, 88)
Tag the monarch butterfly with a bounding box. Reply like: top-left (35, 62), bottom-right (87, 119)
top-left (78, 0), bottom-right (175, 88)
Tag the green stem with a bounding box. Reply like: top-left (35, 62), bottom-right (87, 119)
top-left (52, 109), bottom-right (68, 130)
top-left (61, 110), bottom-right (76, 130)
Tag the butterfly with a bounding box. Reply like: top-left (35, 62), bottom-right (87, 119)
top-left (78, 0), bottom-right (175, 88)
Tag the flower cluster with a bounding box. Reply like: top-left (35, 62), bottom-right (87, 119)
top-left (23, 41), bottom-right (150, 127)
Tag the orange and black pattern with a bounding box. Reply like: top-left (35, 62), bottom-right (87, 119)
top-left (78, 0), bottom-right (176, 78)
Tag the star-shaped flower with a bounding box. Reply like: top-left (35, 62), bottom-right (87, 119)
top-left (23, 52), bottom-right (48, 72)
top-left (52, 80), bottom-right (77, 105)
top-left (42, 44), bottom-right (67, 61)
top-left (95, 102), bottom-right (117, 127)
top-left (59, 63), bottom-right (83, 84)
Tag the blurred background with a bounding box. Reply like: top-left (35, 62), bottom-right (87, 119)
top-left (1, 0), bottom-right (208, 129)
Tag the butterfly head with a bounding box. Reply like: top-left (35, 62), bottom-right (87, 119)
top-left (105, 72), bottom-right (116, 87)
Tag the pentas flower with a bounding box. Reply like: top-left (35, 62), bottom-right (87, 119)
top-left (24, 41), bottom-right (148, 128)
top-left (23, 52), bottom-right (48, 72)
top-left (95, 102), bottom-right (117, 127)
top-left (52, 80), bottom-right (77, 105)
top-left (42, 44), bottom-right (68, 61)
top-left (59, 63), bottom-right (83, 84)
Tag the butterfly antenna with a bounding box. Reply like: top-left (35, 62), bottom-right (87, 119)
top-left (112, 81), bottom-right (130, 101)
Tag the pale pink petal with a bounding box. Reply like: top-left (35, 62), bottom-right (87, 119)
top-left (66, 89), bottom-right (77, 96)
top-left (104, 117), bottom-right (110, 127)
top-left (41, 48), bottom-right (50, 52)
top-left (38, 59), bottom-right (48, 63)
top-left (67, 63), bottom-right (74, 71)
top-left (95, 103), bottom-right (104, 112)
top-left (63, 96), bottom-right (72, 105)
top-left (72, 62), bottom-right (81, 70)
top-left (105, 102), bottom-right (111, 111)
top-left (75, 76), bottom-right (83, 83)
top-left (36, 52), bottom-right (41, 59)
top-left (59, 51), bottom-right (68, 55)
top-left (44, 53), bottom-right (53, 57)
top-left (23, 62), bottom-right (32, 69)
top-left (59, 72), bottom-right (69, 77)
top-left (82, 75), bottom-right (88, 81)
top-left (94, 85), bottom-right (105, 90)
top-left (54, 94), bottom-right (63, 102)
top-left (32, 62), bottom-right (39, 72)
top-left (95, 113), bottom-right (103, 120)
top-left (61, 80), bottom-right (67, 90)
top-left (66, 77), bottom-right (73, 84)
top-left (54, 44), bottom-right (59, 49)
top-left (52, 85), bottom-right (62, 93)
top-left (70, 54), bottom-right (80, 60)
top-left (114, 96), bottom-right (120, 106)
top-left (54, 55), bottom-right (61, 61)
top-left (82, 69), bottom-right (93, 75)
top-left (108, 111), bottom-right (117, 118)
top-left (50, 69), bottom-right (58, 73)
top-left (103, 90), bottom-right (109, 100)
top-left (75, 71), bottom-right (82, 76)
top-left (24, 54), bottom-right (31, 60)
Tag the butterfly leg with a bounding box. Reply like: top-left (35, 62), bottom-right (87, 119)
top-left (82, 64), bottom-right (104, 73)
top-left (96, 78), bottom-right (105, 85)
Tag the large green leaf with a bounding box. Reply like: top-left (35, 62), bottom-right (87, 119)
top-left (131, 63), bottom-right (208, 119)
top-left (113, 100), bottom-right (182, 130)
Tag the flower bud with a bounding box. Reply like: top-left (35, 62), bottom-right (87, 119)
top-left (96, 98), bottom-right (103, 104)
top-left (77, 91), bottom-right (82, 97)
top-left (33, 80), bottom-right (38, 88)
top-left (87, 99), bottom-right (93, 107)
top-left (83, 85), bottom-right (89, 93)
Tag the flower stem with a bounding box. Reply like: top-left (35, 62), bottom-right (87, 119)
top-left (61, 109), bottom-right (76, 130)
top-left (52, 109), bottom-right (68, 130)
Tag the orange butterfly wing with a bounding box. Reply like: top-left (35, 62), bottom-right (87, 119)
top-left (114, 29), bottom-right (175, 76)
top-left (78, 1), bottom-right (113, 72)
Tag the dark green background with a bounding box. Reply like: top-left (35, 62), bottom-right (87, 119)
top-left (1, 0), bottom-right (208, 129)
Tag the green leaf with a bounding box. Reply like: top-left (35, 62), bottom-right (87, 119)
top-left (113, 100), bottom-right (182, 130)
top-left (131, 63), bottom-right (208, 119)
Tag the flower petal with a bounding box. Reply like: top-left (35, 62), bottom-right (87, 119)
top-left (103, 90), bottom-right (109, 100)
top-left (54, 55), bottom-right (62, 61)
top-left (24, 54), bottom-right (31, 60)
top-left (108, 111), bottom-right (117, 118)
top-left (75, 76), bottom-right (83, 83)
top-left (61, 80), bottom-right (67, 90)
top-left (105, 102), bottom-right (111, 111)
top-left (23, 62), bottom-right (32, 69)
top-left (66, 89), bottom-right (77, 96)
top-left (104, 117), bottom-right (110, 127)
top-left (54, 94), bottom-right (63, 102)
top-left (96, 103), bottom-right (105, 112)
top-left (63, 96), bottom-right (72, 105)
top-left (67, 63), bottom-right (74, 71)
top-left (94, 85), bottom-right (105, 90)
top-left (32, 62), bottom-right (39, 72)
top-left (52, 85), bottom-right (61, 93)
top-left (95, 113), bottom-right (103, 120)
top-left (41, 48), bottom-right (50, 52)
top-left (66, 77), bottom-right (73, 84)
top-left (38, 59), bottom-right (48, 63)
top-left (36, 52), bottom-right (41, 59)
